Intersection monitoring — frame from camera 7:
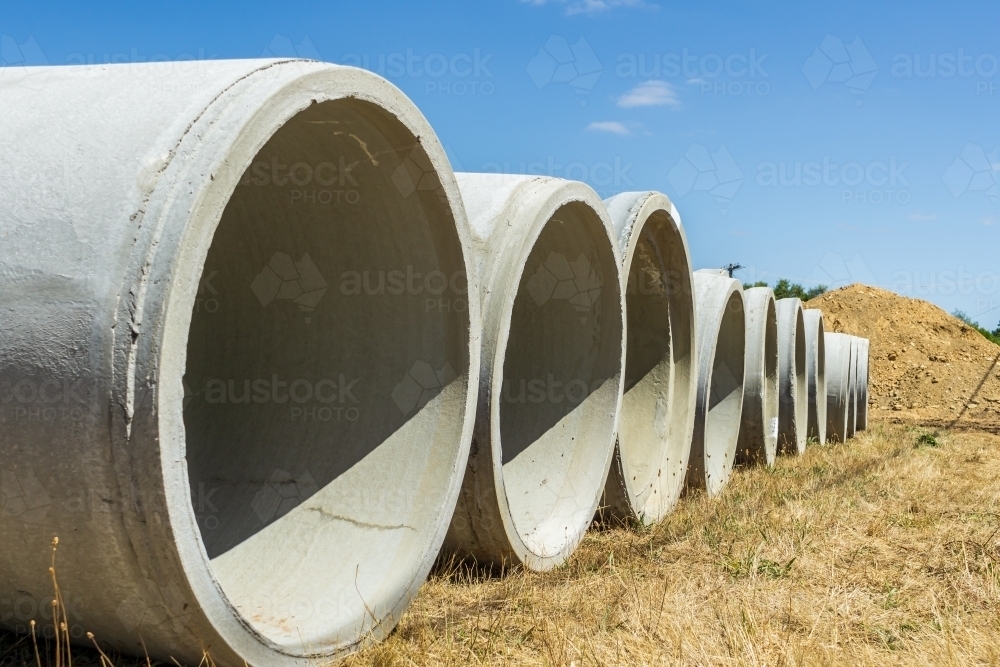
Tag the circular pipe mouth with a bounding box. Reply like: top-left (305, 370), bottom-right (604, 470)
top-left (495, 200), bottom-right (624, 564)
top-left (777, 299), bottom-right (808, 455)
top-left (689, 272), bottom-right (745, 496)
top-left (823, 333), bottom-right (852, 443)
top-left (737, 287), bottom-right (778, 467)
top-left (803, 310), bottom-right (827, 445)
top-left (847, 336), bottom-right (860, 437)
top-left (857, 338), bottom-right (870, 430)
top-left (601, 192), bottom-right (695, 524)
top-left (165, 92), bottom-right (476, 657)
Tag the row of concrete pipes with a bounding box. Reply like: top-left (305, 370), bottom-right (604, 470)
top-left (0, 60), bottom-right (870, 665)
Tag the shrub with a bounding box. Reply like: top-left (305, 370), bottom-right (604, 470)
top-left (741, 279), bottom-right (827, 301)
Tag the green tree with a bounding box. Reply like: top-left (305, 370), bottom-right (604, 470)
top-left (742, 279), bottom-right (827, 301)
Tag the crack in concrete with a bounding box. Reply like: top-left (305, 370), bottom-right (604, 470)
top-left (307, 507), bottom-right (414, 532)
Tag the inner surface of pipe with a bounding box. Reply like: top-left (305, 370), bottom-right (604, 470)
top-left (605, 195), bottom-right (695, 524)
top-left (688, 272), bottom-right (745, 497)
top-left (736, 287), bottom-right (778, 467)
top-left (803, 310), bottom-right (827, 445)
top-left (182, 99), bottom-right (471, 650)
top-left (499, 201), bottom-right (623, 558)
top-left (777, 299), bottom-right (808, 455)
top-left (824, 333), bottom-right (851, 443)
top-left (857, 338), bottom-right (870, 430)
top-left (847, 336), bottom-right (860, 437)
top-left (705, 291), bottom-right (747, 489)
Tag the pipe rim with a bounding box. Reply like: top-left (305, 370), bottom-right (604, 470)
top-left (803, 309), bottom-right (828, 445)
top-left (690, 272), bottom-right (746, 496)
top-left (604, 191), bottom-right (696, 523)
top-left (153, 62), bottom-right (481, 662)
top-left (459, 176), bottom-right (625, 570)
top-left (737, 287), bottom-right (778, 467)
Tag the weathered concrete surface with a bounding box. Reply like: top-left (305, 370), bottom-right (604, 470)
top-left (776, 298), bottom-right (808, 455)
top-left (803, 309), bottom-right (828, 445)
top-left (736, 287), bottom-right (778, 467)
top-left (847, 336), bottom-right (861, 438)
top-left (857, 337), bottom-right (870, 430)
top-left (444, 174), bottom-right (625, 571)
top-left (687, 271), bottom-right (745, 496)
top-left (824, 333), bottom-right (853, 443)
top-left (0, 60), bottom-right (481, 666)
top-left (599, 192), bottom-right (696, 524)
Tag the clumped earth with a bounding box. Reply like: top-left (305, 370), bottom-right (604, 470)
top-left (811, 284), bottom-right (1000, 432)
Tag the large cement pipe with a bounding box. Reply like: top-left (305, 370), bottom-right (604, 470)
top-left (857, 338), bottom-right (870, 430)
top-left (736, 287), bottom-right (778, 467)
top-left (823, 333), bottom-right (852, 443)
top-left (0, 60), bottom-right (481, 666)
top-left (802, 309), bottom-right (827, 445)
top-left (687, 271), bottom-right (745, 496)
top-left (598, 192), bottom-right (696, 524)
top-left (847, 336), bottom-right (860, 438)
top-left (443, 174), bottom-right (625, 570)
top-left (776, 298), bottom-right (808, 455)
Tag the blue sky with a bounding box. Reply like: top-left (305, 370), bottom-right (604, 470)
top-left (2, 0), bottom-right (998, 327)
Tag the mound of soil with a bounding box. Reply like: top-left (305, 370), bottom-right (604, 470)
top-left (808, 284), bottom-right (1000, 432)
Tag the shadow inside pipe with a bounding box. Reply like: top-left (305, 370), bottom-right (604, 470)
top-left (179, 97), bottom-right (471, 654)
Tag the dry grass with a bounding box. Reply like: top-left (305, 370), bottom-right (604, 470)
top-left (347, 421), bottom-right (1000, 667)
top-left (3, 421), bottom-right (998, 666)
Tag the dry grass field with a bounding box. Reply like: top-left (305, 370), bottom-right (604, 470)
top-left (346, 421), bottom-right (1000, 667)
top-left (3, 420), bottom-right (999, 666)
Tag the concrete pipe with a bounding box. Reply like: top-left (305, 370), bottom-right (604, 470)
top-left (846, 336), bottom-right (859, 438)
top-left (687, 271), bottom-right (745, 496)
top-left (736, 287), bottom-right (779, 467)
top-left (443, 174), bottom-right (625, 570)
top-left (802, 309), bottom-right (828, 445)
top-left (0, 60), bottom-right (481, 666)
top-left (776, 298), bottom-right (808, 455)
top-left (598, 192), bottom-right (696, 524)
top-left (857, 338), bottom-right (870, 430)
top-left (823, 333), bottom-right (852, 443)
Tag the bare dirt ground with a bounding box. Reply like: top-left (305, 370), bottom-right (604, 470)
top-left (810, 284), bottom-right (1000, 434)
top-left (3, 285), bottom-right (999, 666)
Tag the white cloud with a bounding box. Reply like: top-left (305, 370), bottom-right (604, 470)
top-left (617, 80), bottom-right (681, 108)
top-left (521, 0), bottom-right (652, 15)
top-left (686, 77), bottom-right (707, 85)
top-left (983, 216), bottom-right (997, 226)
top-left (907, 212), bottom-right (937, 222)
top-left (587, 121), bottom-right (631, 135)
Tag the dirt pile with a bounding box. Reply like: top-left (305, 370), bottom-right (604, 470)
top-left (809, 284), bottom-right (1000, 431)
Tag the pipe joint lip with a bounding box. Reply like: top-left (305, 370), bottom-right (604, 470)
top-left (689, 270), bottom-right (746, 496)
top-left (446, 173), bottom-right (626, 571)
top-left (599, 191), bottom-right (696, 524)
top-left (737, 287), bottom-right (779, 467)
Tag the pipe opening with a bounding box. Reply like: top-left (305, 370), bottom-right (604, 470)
top-left (618, 212), bottom-right (676, 510)
top-left (498, 201), bottom-right (622, 558)
top-left (182, 99), bottom-right (470, 650)
top-left (705, 291), bottom-right (746, 487)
